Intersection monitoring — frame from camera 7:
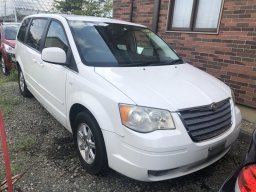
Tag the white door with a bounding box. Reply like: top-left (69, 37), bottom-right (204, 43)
top-left (35, 20), bottom-right (70, 127)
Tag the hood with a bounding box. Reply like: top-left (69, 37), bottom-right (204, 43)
top-left (95, 64), bottom-right (231, 111)
top-left (3, 39), bottom-right (16, 48)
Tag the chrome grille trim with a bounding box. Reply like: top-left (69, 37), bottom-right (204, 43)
top-left (179, 99), bottom-right (232, 142)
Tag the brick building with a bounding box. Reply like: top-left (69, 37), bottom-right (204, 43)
top-left (113, 0), bottom-right (256, 109)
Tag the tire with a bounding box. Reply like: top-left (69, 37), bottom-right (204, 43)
top-left (74, 111), bottom-right (108, 175)
top-left (1, 56), bottom-right (8, 75)
top-left (18, 69), bottom-right (32, 97)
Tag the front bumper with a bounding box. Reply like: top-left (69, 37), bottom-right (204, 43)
top-left (103, 106), bottom-right (242, 181)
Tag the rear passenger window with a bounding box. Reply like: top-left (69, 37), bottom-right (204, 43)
top-left (27, 19), bottom-right (48, 51)
top-left (17, 18), bottom-right (30, 42)
top-left (44, 20), bottom-right (69, 53)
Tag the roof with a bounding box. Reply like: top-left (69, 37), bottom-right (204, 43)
top-left (2, 22), bottom-right (20, 25)
top-left (0, 22), bottom-right (20, 26)
top-left (25, 14), bottom-right (146, 28)
top-left (62, 14), bottom-right (145, 27)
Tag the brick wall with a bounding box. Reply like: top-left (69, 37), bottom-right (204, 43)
top-left (113, 0), bottom-right (154, 26)
top-left (113, 0), bottom-right (256, 108)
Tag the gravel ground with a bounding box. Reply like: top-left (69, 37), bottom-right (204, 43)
top-left (0, 80), bottom-right (255, 192)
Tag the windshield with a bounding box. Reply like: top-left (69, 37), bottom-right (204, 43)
top-left (3, 24), bottom-right (19, 40)
top-left (69, 21), bottom-right (182, 67)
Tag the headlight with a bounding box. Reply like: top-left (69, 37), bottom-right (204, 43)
top-left (231, 89), bottom-right (236, 105)
top-left (119, 104), bottom-right (175, 133)
top-left (3, 44), bottom-right (15, 54)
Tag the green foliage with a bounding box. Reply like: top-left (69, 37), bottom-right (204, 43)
top-left (10, 136), bottom-right (36, 152)
top-left (0, 69), bottom-right (19, 115)
top-left (0, 69), bottom-right (18, 85)
top-left (0, 94), bottom-right (19, 115)
top-left (54, 0), bottom-right (113, 17)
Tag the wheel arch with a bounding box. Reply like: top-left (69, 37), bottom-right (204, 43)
top-left (69, 103), bottom-right (92, 133)
top-left (15, 54), bottom-right (25, 74)
top-left (16, 61), bottom-right (21, 72)
top-left (67, 93), bottom-right (124, 136)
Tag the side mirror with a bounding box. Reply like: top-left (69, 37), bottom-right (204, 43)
top-left (42, 47), bottom-right (67, 65)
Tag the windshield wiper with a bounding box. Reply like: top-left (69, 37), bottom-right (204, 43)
top-left (118, 59), bottom-right (184, 67)
top-left (147, 58), bottom-right (184, 66)
top-left (119, 61), bottom-right (159, 67)
top-left (119, 62), bottom-right (147, 67)
top-left (169, 58), bottom-right (184, 65)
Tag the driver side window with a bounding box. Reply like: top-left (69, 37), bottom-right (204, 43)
top-left (44, 20), bottom-right (69, 53)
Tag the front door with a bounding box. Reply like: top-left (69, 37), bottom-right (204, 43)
top-left (35, 20), bottom-right (70, 127)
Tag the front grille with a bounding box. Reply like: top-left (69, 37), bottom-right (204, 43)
top-left (179, 99), bottom-right (232, 142)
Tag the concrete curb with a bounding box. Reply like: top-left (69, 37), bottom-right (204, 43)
top-left (238, 105), bottom-right (256, 124)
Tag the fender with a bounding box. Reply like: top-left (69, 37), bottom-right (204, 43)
top-left (15, 55), bottom-right (24, 73)
top-left (65, 65), bottom-right (134, 137)
top-left (67, 91), bottom-right (125, 137)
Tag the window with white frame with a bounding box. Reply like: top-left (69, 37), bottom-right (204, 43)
top-left (168, 0), bottom-right (224, 32)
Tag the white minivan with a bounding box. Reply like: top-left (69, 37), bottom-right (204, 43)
top-left (15, 14), bottom-right (242, 182)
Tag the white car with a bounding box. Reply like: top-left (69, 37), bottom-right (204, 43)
top-left (15, 14), bottom-right (242, 182)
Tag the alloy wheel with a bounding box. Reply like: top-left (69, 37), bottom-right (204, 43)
top-left (19, 71), bottom-right (25, 92)
top-left (77, 123), bottom-right (96, 164)
top-left (1, 57), bottom-right (6, 74)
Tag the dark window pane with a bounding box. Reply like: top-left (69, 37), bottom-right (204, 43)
top-left (27, 19), bottom-right (48, 51)
top-left (44, 21), bottom-right (69, 53)
top-left (3, 24), bottom-right (19, 40)
top-left (134, 31), bottom-right (154, 56)
top-left (69, 21), bottom-right (180, 67)
top-left (17, 18), bottom-right (30, 42)
top-left (69, 21), bottom-right (118, 66)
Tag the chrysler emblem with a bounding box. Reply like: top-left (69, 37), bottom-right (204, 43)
top-left (211, 103), bottom-right (218, 111)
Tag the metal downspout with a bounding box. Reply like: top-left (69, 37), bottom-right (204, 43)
top-left (130, 0), bottom-right (134, 22)
top-left (152, 0), bottom-right (160, 33)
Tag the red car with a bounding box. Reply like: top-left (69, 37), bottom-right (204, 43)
top-left (0, 22), bottom-right (20, 75)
